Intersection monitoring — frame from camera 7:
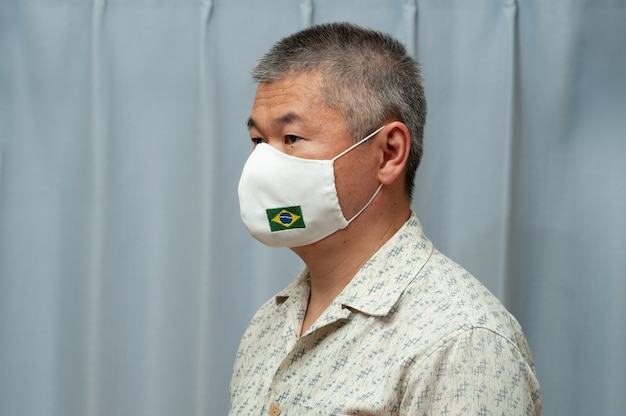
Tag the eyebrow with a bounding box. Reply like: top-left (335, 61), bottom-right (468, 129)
top-left (247, 112), bottom-right (304, 131)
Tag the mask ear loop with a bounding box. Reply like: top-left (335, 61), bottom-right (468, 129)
top-left (346, 183), bottom-right (383, 223)
top-left (331, 125), bottom-right (386, 223)
top-left (332, 125), bottom-right (386, 161)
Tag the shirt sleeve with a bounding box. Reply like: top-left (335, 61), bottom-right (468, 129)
top-left (401, 327), bottom-right (542, 416)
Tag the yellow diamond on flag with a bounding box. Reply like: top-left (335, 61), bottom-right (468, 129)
top-left (266, 206), bottom-right (306, 232)
top-left (271, 209), bottom-right (301, 228)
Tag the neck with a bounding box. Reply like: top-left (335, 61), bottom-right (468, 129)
top-left (292, 193), bottom-right (410, 334)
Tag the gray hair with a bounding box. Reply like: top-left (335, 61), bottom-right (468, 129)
top-left (251, 22), bottom-right (427, 199)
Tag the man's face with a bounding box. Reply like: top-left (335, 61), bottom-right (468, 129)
top-left (247, 72), bottom-right (380, 222)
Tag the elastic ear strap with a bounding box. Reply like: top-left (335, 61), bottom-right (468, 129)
top-left (347, 183), bottom-right (383, 224)
top-left (333, 125), bottom-right (386, 161)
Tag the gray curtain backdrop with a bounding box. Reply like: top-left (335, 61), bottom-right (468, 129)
top-left (1, 0), bottom-right (624, 415)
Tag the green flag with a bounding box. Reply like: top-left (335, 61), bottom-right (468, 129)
top-left (266, 206), bottom-right (306, 232)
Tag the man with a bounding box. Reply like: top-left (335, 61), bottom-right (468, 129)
top-left (231, 22), bottom-right (541, 415)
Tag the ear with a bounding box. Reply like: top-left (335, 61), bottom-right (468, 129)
top-left (376, 121), bottom-right (410, 186)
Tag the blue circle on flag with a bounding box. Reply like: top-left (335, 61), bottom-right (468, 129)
top-left (279, 212), bottom-right (293, 225)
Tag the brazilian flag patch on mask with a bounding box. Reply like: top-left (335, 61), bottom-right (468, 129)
top-left (266, 206), bottom-right (306, 232)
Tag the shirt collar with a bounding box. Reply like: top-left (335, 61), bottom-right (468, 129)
top-left (275, 212), bottom-right (434, 317)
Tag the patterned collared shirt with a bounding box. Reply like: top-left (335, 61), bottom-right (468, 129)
top-left (230, 213), bottom-right (542, 415)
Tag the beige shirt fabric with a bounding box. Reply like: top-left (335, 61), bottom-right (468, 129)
top-left (230, 213), bottom-right (542, 415)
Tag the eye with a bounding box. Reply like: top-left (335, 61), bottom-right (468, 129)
top-left (251, 137), bottom-right (264, 145)
top-left (284, 135), bottom-right (302, 145)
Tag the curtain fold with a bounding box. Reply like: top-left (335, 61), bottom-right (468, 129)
top-left (413, 0), bottom-right (521, 300)
top-left (403, 0), bottom-right (417, 57)
top-left (506, 2), bottom-right (626, 413)
top-left (499, 0), bottom-right (517, 307)
top-left (0, 1), bottom-right (624, 415)
top-left (195, 1), bottom-right (216, 414)
top-left (299, 0), bottom-right (313, 29)
top-left (85, 1), bottom-right (107, 415)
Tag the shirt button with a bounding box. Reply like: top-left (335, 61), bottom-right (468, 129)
top-left (269, 403), bottom-right (281, 416)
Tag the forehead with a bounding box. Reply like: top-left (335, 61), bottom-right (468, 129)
top-left (249, 72), bottom-right (344, 131)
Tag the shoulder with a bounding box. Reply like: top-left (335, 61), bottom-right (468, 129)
top-left (395, 250), bottom-right (542, 414)
top-left (403, 248), bottom-right (522, 342)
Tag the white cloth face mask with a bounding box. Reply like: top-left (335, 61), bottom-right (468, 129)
top-left (238, 126), bottom-right (385, 248)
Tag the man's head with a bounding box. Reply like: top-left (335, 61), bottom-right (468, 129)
top-left (251, 22), bottom-right (427, 198)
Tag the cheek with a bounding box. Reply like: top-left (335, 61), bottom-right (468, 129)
top-left (333, 152), bottom-right (378, 218)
